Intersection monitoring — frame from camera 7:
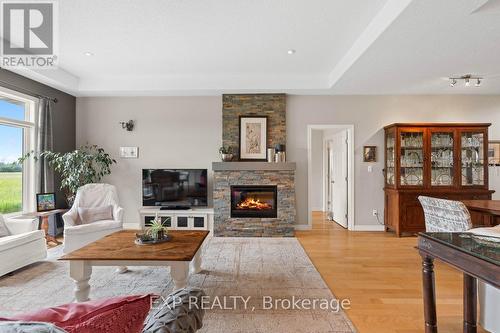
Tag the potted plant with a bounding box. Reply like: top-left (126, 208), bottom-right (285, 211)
top-left (147, 215), bottom-right (168, 241)
top-left (219, 146), bottom-right (234, 162)
top-left (19, 144), bottom-right (116, 206)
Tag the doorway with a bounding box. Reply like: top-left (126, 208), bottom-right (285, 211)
top-left (307, 125), bottom-right (354, 230)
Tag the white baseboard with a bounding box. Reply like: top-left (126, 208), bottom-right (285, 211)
top-left (311, 207), bottom-right (323, 212)
top-left (352, 224), bottom-right (385, 232)
top-left (294, 224), bottom-right (312, 230)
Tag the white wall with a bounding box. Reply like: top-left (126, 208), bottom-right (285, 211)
top-left (310, 129), bottom-right (324, 211)
top-left (77, 95), bottom-right (500, 227)
top-left (76, 97), bottom-right (221, 225)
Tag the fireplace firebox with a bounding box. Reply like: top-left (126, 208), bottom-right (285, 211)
top-left (231, 185), bottom-right (278, 218)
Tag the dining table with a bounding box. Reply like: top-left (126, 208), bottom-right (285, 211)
top-left (417, 231), bottom-right (500, 333)
top-left (462, 200), bottom-right (500, 227)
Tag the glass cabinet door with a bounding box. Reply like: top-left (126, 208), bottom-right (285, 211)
top-left (400, 131), bottom-right (424, 186)
top-left (430, 131), bottom-right (454, 186)
top-left (386, 130), bottom-right (395, 186)
top-left (461, 131), bottom-right (485, 186)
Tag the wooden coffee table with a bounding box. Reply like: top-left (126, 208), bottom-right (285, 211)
top-left (60, 230), bottom-right (209, 302)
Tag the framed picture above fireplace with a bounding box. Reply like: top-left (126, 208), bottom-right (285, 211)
top-left (239, 116), bottom-right (268, 161)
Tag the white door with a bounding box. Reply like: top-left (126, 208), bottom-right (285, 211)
top-left (329, 131), bottom-right (348, 228)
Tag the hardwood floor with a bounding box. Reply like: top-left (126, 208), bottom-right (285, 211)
top-left (296, 211), bottom-right (488, 333)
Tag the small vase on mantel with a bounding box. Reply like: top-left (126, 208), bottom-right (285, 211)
top-left (219, 146), bottom-right (234, 162)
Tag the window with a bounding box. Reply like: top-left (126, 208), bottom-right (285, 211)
top-left (0, 87), bottom-right (37, 215)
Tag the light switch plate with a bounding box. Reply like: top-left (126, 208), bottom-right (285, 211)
top-left (367, 165), bottom-right (373, 173)
top-left (120, 146), bottom-right (139, 158)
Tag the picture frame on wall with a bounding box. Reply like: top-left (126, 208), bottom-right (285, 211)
top-left (36, 193), bottom-right (56, 212)
top-left (239, 116), bottom-right (268, 161)
top-left (363, 146), bottom-right (377, 162)
top-left (488, 140), bottom-right (500, 166)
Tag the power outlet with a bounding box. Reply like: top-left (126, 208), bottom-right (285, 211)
top-left (372, 209), bottom-right (378, 217)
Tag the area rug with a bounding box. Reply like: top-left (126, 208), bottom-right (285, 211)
top-left (0, 237), bottom-right (356, 333)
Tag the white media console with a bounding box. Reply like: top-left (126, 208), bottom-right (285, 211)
top-left (139, 207), bottom-right (214, 234)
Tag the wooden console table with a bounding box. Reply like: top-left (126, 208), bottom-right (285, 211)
top-left (22, 209), bottom-right (67, 245)
top-left (462, 200), bottom-right (500, 227)
top-left (417, 232), bottom-right (499, 333)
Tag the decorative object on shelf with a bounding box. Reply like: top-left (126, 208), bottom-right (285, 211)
top-left (267, 147), bottom-right (276, 163)
top-left (218, 146), bottom-right (234, 162)
top-left (239, 116), bottom-right (268, 161)
top-left (488, 141), bottom-right (500, 166)
top-left (119, 120), bottom-right (135, 131)
top-left (274, 144), bottom-right (286, 162)
top-left (363, 146), bottom-right (377, 162)
top-left (19, 144), bottom-right (116, 206)
top-left (449, 74), bottom-right (482, 88)
top-left (119, 146), bottom-right (139, 159)
top-left (36, 192), bottom-right (56, 212)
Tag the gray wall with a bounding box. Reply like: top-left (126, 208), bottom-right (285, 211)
top-left (310, 129), bottom-right (324, 210)
top-left (287, 95), bottom-right (500, 227)
top-left (76, 97), bottom-right (221, 224)
top-left (76, 95), bottom-right (500, 227)
top-left (0, 69), bottom-right (76, 208)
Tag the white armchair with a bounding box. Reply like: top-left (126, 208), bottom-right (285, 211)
top-left (62, 183), bottom-right (124, 255)
top-left (0, 215), bottom-right (47, 277)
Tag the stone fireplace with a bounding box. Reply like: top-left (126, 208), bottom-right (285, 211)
top-left (231, 185), bottom-right (277, 218)
top-left (213, 162), bottom-right (296, 237)
top-left (214, 94), bottom-right (295, 237)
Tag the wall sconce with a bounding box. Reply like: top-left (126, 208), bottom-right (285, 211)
top-left (119, 120), bottom-right (134, 131)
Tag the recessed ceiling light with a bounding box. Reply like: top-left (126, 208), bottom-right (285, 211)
top-left (84, 52), bottom-right (94, 56)
top-left (287, 49), bottom-right (296, 55)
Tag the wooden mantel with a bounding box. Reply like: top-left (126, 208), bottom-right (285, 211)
top-left (212, 162), bottom-right (296, 171)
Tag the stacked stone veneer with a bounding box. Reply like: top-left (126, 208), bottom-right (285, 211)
top-left (222, 94), bottom-right (286, 158)
top-left (214, 170), bottom-right (295, 237)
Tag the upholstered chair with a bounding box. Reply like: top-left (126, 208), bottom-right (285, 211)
top-left (418, 196), bottom-right (472, 232)
top-left (418, 195), bottom-right (498, 332)
top-left (0, 214), bottom-right (46, 276)
top-left (63, 184), bottom-right (123, 253)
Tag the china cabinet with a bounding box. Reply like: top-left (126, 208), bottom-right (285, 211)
top-left (384, 123), bottom-right (494, 236)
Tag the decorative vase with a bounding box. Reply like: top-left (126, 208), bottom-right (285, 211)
top-left (220, 153), bottom-right (233, 162)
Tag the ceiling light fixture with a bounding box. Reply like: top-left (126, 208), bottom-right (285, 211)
top-left (84, 52), bottom-right (94, 56)
top-left (448, 74), bottom-right (483, 87)
top-left (287, 49), bottom-right (296, 55)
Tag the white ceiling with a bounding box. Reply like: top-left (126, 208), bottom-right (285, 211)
top-left (7, 0), bottom-right (500, 96)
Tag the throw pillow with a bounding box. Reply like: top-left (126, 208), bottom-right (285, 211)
top-left (142, 288), bottom-right (205, 333)
top-left (0, 295), bottom-right (152, 333)
top-left (77, 205), bottom-right (113, 224)
top-left (0, 321), bottom-right (67, 333)
top-left (0, 215), bottom-right (10, 237)
top-left (0, 321), bottom-right (68, 333)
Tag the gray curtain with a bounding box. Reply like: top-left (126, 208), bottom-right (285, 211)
top-left (36, 98), bottom-right (54, 193)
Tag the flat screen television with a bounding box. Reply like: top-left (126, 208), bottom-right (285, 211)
top-left (142, 169), bottom-right (208, 208)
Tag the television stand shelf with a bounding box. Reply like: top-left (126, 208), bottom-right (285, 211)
top-left (139, 207), bottom-right (214, 234)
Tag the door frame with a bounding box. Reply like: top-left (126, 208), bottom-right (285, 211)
top-left (307, 124), bottom-right (355, 230)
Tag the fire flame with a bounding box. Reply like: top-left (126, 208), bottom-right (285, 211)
top-left (236, 197), bottom-right (272, 210)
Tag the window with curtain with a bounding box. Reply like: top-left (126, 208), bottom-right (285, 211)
top-left (0, 87), bottom-right (37, 214)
